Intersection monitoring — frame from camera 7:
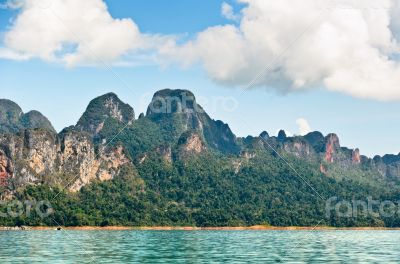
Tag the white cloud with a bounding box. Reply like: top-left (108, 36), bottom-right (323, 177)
top-left (0, 47), bottom-right (30, 60)
top-left (0, 0), bottom-right (170, 66)
top-left (2, 0), bottom-right (400, 102)
top-left (162, 0), bottom-right (400, 101)
top-left (296, 118), bottom-right (311, 136)
top-left (221, 2), bottom-right (240, 21)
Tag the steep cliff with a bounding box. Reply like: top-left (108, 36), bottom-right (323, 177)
top-left (0, 129), bottom-right (132, 192)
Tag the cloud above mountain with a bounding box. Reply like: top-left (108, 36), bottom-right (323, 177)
top-left (1, 0), bottom-right (400, 100)
top-left (296, 118), bottom-right (312, 136)
top-left (0, 0), bottom-right (170, 66)
top-left (163, 0), bottom-right (400, 101)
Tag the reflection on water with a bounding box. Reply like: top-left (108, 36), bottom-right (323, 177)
top-left (0, 230), bottom-right (399, 263)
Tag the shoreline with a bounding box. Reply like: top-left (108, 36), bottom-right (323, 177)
top-left (2, 225), bottom-right (400, 231)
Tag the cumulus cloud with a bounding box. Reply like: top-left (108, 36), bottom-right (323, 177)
top-left (296, 118), bottom-right (311, 136)
top-left (0, 0), bottom-right (170, 66)
top-left (162, 0), bottom-right (400, 101)
top-left (221, 2), bottom-right (240, 21)
top-left (2, 0), bottom-right (400, 101)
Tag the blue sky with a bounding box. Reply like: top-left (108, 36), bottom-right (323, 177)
top-left (1, 0), bottom-right (400, 157)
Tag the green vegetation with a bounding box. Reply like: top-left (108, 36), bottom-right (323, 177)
top-left (2, 90), bottom-right (400, 228)
top-left (1, 149), bottom-right (399, 228)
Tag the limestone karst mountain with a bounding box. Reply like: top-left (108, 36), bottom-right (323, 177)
top-left (0, 89), bottom-right (400, 227)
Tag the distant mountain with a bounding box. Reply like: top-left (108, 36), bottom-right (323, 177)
top-left (0, 99), bottom-right (55, 134)
top-left (0, 89), bottom-right (399, 228)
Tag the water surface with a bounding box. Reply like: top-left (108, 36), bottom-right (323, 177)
top-left (0, 230), bottom-right (398, 263)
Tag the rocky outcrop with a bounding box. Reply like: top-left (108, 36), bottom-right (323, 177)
top-left (179, 132), bottom-right (206, 155)
top-left (0, 149), bottom-right (12, 187)
top-left (352, 148), bottom-right (361, 164)
top-left (372, 154), bottom-right (400, 179)
top-left (324, 133), bottom-right (340, 163)
top-left (283, 138), bottom-right (315, 159)
top-left (0, 129), bottom-right (132, 192)
top-left (76, 93), bottom-right (135, 136)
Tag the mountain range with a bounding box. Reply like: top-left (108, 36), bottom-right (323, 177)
top-left (0, 89), bottom-right (399, 227)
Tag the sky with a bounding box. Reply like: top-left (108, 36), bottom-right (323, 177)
top-left (0, 0), bottom-right (400, 157)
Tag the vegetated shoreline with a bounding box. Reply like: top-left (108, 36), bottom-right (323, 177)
top-left (2, 225), bottom-right (400, 231)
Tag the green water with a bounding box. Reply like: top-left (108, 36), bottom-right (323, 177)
top-left (0, 230), bottom-right (398, 263)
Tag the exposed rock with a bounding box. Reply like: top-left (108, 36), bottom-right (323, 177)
top-left (182, 133), bottom-right (206, 154)
top-left (24, 129), bottom-right (57, 175)
top-left (232, 160), bottom-right (242, 174)
top-left (76, 92), bottom-right (135, 136)
top-left (0, 128), bottom-right (133, 192)
top-left (372, 154), bottom-right (400, 179)
top-left (178, 132), bottom-right (206, 156)
top-left (59, 132), bottom-right (131, 192)
top-left (320, 163), bottom-right (327, 174)
top-left (324, 133), bottom-right (340, 163)
top-left (241, 151), bottom-right (256, 160)
top-left (283, 138), bottom-right (315, 159)
top-left (0, 149), bottom-right (12, 187)
top-left (352, 148), bottom-right (361, 164)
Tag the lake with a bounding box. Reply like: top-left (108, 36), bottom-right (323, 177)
top-left (0, 230), bottom-right (398, 263)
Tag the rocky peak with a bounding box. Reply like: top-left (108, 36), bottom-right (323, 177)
top-left (146, 89), bottom-right (201, 116)
top-left (304, 131), bottom-right (325, 152)
top-left (0, 99), bottom-right (23, 133)
top-left (277, 130), bottom-right (287, 142)
top-left (146, 89), bottom-right (239, 154)
top-left (20, 110), bottom-right (56, 133)
top-left (0, 99), bottom-right (23, 123)
top-left (0, 99), bottom-right (55, 134)
top-left (76, 93), bottom-right (135, 136)
top-left (260, 131), bottom-right (269, 139)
